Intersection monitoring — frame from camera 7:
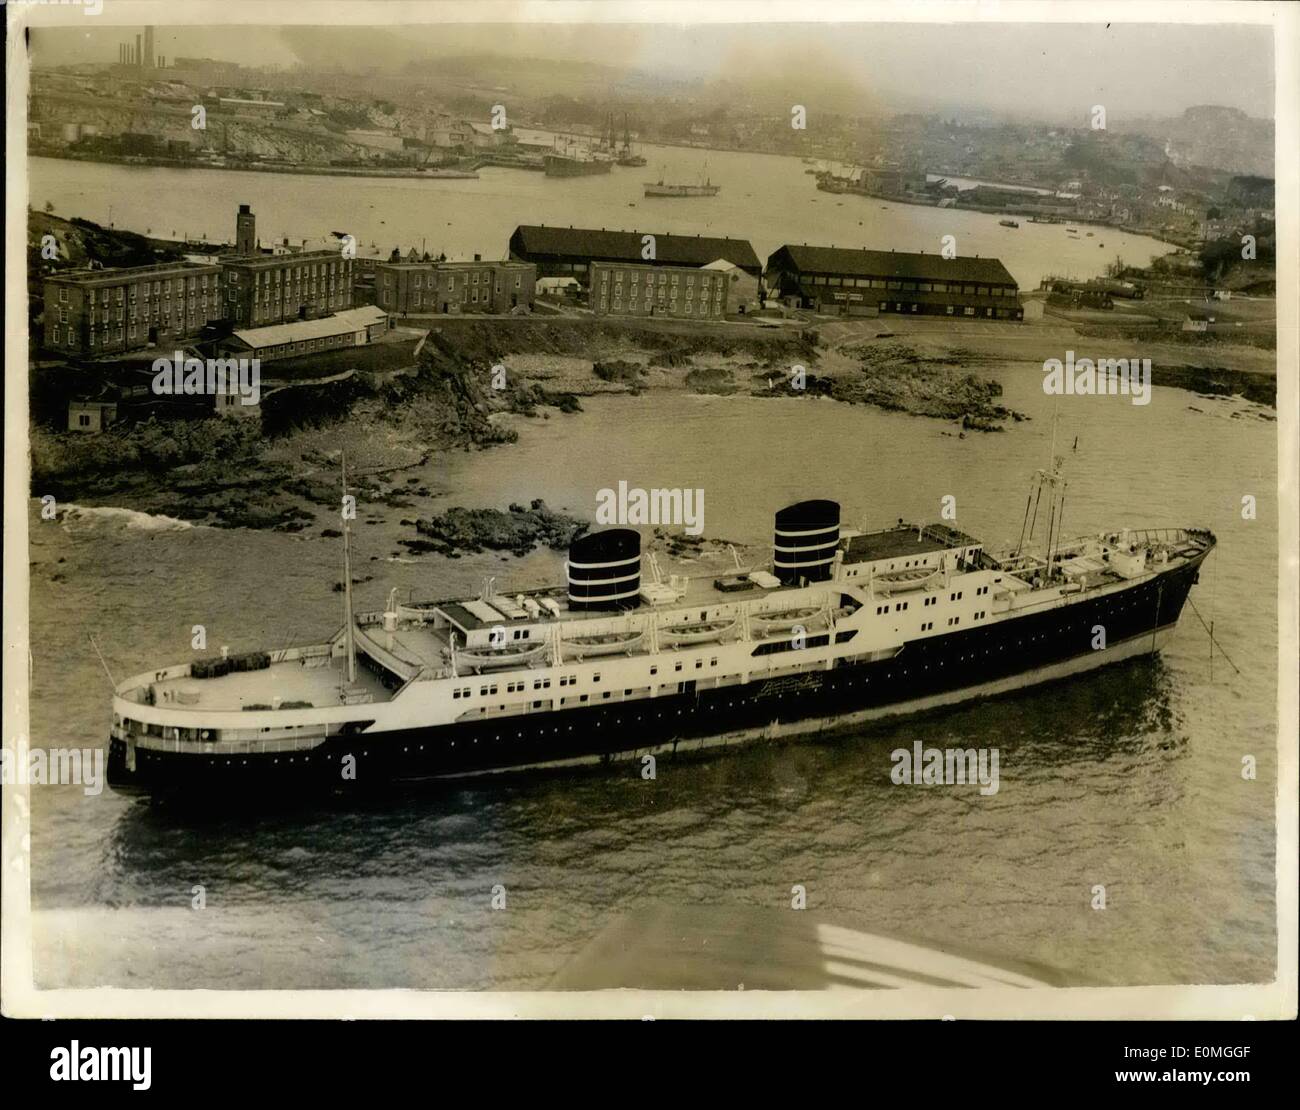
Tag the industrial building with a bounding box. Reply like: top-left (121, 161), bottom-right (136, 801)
top-left (43, 261), bottom-right (224, 357)
top-left (215, 305), bottom-right (391, 362)
top-left (587, 261), bottom-right (728, 319)
top-left (374, 259), bottom-right (536, 314)
top-left (508, 225), bottom-right (762, 283)
top-left (220, 251), bottom-right (355, 326)
top-left (765, 245), bottom-right (1023, 319)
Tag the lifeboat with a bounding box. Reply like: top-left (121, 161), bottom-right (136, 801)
top-left (873, 566), bottom-right (940, 593)
top-left (750, 607), bottom-right (824, 633)
top-left (455, 641), bottom-right (550, 672)
top-left (561, 629), bottom-right (645, 660)
top-left (660, 618), bottom-right (737, 645)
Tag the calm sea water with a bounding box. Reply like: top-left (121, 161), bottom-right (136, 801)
top-left (29, 148), bottom-right (1166, 287)
top-left (28, 364), bottom-right (1277, 989)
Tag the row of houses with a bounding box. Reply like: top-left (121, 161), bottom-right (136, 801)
top-left (506, 224), bottom-right (1024, 321)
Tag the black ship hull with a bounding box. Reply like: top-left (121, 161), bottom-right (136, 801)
top-left (108, 555), bottom-right (1204, 799)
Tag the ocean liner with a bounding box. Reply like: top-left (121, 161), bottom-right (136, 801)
top-left (106, 465), bottom-right (1215, 797)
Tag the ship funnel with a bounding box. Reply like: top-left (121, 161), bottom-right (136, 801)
top-left (567, 528), bottom-right (641, 611)
top-left (773, 499), bottom-right (840, 585)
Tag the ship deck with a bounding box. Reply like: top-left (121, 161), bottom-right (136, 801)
top-left (130, 651), bottom-right (394, 713)
top-left (413, 570), bottom-right (785, 633)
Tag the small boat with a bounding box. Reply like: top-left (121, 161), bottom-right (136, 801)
top-left (455, 640), bottom-right (550, 671)
top-left (873, 566), bottom-right (941, 593)
top-left (660, 618), bottom-right (737, 645)
top-left (561, 629), bottom-right (644, 660)
top-left (999, 219), bottom-right (1019, 228)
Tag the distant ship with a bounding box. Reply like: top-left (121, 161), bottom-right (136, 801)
top-left (999, 219), bottom-right (1020, 228)
top-left (645, 164), bottom-right (719, 197)
top-left (106, 459), bottom-right (1214, 799)
top-left (544, 137), bottom-right (612, 177)
top-left (616, 115), bottom-right (646, 167)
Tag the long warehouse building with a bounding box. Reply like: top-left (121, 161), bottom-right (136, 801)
top-left (509, 224), bottom-right (762, 283)
top-left (765, 244), bottom-right (1024, 320)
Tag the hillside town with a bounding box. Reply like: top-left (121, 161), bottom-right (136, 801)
top-left (28, 30), bottom-right (1275, 251)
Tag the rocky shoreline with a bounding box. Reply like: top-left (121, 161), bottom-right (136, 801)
top-left (30, 315), bottom-right (1268, 544)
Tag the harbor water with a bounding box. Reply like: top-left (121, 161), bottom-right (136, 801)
top-left (27, 360), bottom-right (1277, 989)
top-left (29, 147), bottom-right (1169, 288)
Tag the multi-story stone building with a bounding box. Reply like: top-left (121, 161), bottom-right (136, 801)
top-left (220, 251), bottom-right (355, 327)
top-left (587, 261), bottom-right (728, 319)
top-left (43, 261), bottom-right (224, 356)
top-left (373, 259), bottom-right (536, 315)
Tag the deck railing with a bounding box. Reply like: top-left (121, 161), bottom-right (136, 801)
top-left (122, 731), bottom-right (329, 756)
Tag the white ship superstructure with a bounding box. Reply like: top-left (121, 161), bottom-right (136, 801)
top-left (107, 472), bottom-right (1215, 796)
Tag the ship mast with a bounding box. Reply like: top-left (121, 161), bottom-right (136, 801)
top-left (341, 450), bottom-right (357, 685)
top-left (1041, 401), bottom-right (1067, 579)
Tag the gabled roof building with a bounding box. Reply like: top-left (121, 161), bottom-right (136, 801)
top-left (509, 224), bottom-right (761, 281)
top-left (765, 244), bottom-right (1023, 320)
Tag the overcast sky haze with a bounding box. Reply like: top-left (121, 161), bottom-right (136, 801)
top-left (31, 21), bottom-right (1275, 123)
